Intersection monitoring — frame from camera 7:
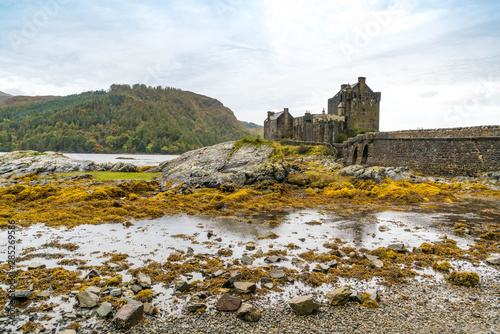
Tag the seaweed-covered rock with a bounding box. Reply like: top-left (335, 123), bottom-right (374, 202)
top-left (326, 287), bottom-right (352, 306)
top-left (337, 165), bottom-right (414, 182)
top-left (447, 271), bottom-right (480, 287)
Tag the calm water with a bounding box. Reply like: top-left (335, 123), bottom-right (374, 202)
top-left (0, 152), bottom-right (179, 167)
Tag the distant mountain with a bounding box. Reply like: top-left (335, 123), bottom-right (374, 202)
top-left (0, 84), bottom-right (249, 154)
top-left (0, 95), bottom-right (59, 108)
top-left (0, 91), bottom-right (12, 104)
top-left (241, 121), bottom-right (261, 129)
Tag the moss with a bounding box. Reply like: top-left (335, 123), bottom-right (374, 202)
top-left (106, 276), bottom-right (122, 286)
top-left (432, 261), bottom-right (452, 271)
top-left (447, 271), bottom-right (479, 287)
top-left (135, 289), bottom-right (153, 303)
top-left (362, 300), bottom-right (380, 308)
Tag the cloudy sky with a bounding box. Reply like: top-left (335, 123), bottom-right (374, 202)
top-left (0, 0), bottom-right (499, 130)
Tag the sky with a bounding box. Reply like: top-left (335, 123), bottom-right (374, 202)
top-left (0, 0), bottom-right (499, 130)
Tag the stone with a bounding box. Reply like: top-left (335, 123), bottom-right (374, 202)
top-left (289, 295), bottom-right (320, 315)
top-left (85, 269), bottom-right (101, 279)
top-left (138, 272), bottom-right (152, 288)
top-left (187, 302), bottom-right (206, 313)
top-left (96, 302), bottom-right (112, 317)
top-left (365, 288), bottom-right (381, 302)
top-left (486, 256), bottom-right (500, 265)
top-left (63, 312), bottom-right (77, 320)
top-left (130, 284), bottom-right (143, 294)
top-left (296, 262), bottom-right (310, 271)
top-left (371, 259), bottom-right (384, 268)
top-left (264, 255), bottom-right (281, 263)
top-left (378, 225), bottom-right (390, 232)
top-left (349, 290), bottom-right (362, 303)
top-left (388, 243), bottom-right (405, 253)
top-left (270, 269), bottom-right (286, 279)
top-left (237, 303), bottom-right (261, 322)
top-left (313, 264), bottom-right (330, 272)
top-left (70, 290), bottom-right (79, 296)
top-left (261, 277), bottom-right (273, 284)
top-left (216, 294), bottom-right (242, 312)
top-left (112, 302), bottom-right (144, 330)
top-left (60, 330), bottom-right (77, 334)
top-left (143, 302), bottom-right (157, 315)
top-left (245, 241), bottom-right (257, 251)
top-left (123, 290), bottom-right (135, 297)
top-left (326, 287), bottom-right (352, 306)
top-left (85, 286), bottom-right (101, 295)
top-left (364, 254), bottom-right (379, 262)
top-left (77, 290), bottom-right (98, 308)
top-left (27, 262), bottom-right (45, 270)
top-left (212, 269), bottom-right (225, 278)
top-left (221, 271), bottom-right (241, 289)
top-left (263, 282), bottom-right (274, 289)
top-left (241, 255), bottom-right (254, 265)
top-left (110, 288), bottom-right (122, 297)
top-left (13, 290), bottom-right (32, 302)
top-left (234, 282), bottom-right (256, 294)
top-left (37, 290), bottom-right (51, 298)
top-left (438, 234), bottom-right (447, 239)
top-left (175, 280), bottom-right (190, 292)
top-left (325, 259), bottom-right (338, 268)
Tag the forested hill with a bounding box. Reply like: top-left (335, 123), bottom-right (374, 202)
top-left (0, 84), bottom-right (250, 154)
top-left (0, 91), bottom-right (12, 104)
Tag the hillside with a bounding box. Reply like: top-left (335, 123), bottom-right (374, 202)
top-left (0, 95), bottom-right (59, 108)
top-left (0, 84), bottom-right (249, 154)
top-left (0, 91), bottom-right (12, 104)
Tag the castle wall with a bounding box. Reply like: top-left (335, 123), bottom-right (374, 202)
top-left (343, 126), bottom-right (500, 176)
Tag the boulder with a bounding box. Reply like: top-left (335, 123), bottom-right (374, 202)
top-left (263, 282), bottom-right (274, 289)
top-left (326, 287), bottom-right (352, 306)
top-left (234, 282), bottom-right (256, 294)
top-left (96, 302), bottom-right (112, 317)
top-left (221, 271), bottom-right (241, 289)
top-left (187, 302), bottom-right (206, 313)
top-left (77, 290), bottom-right (98, 308)
top-left (85, 269), bottom-right (101, 279)
top-left (216, 294), bottom-right (242, 312)
top-left (486, 256), bottom-right (500, 265)
top-left (289, 295), bottom-right (320, 315)
top-left (138, 272), bottom-right (152, 288)
top-left (13, 290), bottom-right (32, 302)
top-left (245, 241), bottom-right (257, 251)
top-left (241, 255), bottom-right (254, 265)
top-left (365, 288), bottom-right (381, 302)
top-left (85, 286), bottom-right (101, 295)
top-left (27, 262), bottom-right (46, 270)
top-left (143, 302), bottom-right (157, 315)
top-left (110, 288), bottom-right (122, 297)
top-left (264, 255), bottom-right (281, 263)
top-left (388, 243), bottom-right (405, 253)
top-left (237, 303), bottom-right (261, 322)
top-left (378, 225), bottom-right (390, 232)
top-left (60, 330), bottom-right (77, 334)
top-left (112, 302), bottom-right (144, 330)
top-left (175, 280), bottom-right (190, 292)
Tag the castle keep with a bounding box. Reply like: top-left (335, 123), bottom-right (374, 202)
top-left (264, 77), bottom-right (381, 143)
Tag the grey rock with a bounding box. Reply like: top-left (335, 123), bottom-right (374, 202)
top-left (62, 312), bottom-right (77, 320)
top-left (110, 288), bottom-right (122, 297)
top-left (37, 290), bottom-right (51, 298)
top-left (234, 282), bottom-right (256, 294)
top-left (77, 290), bottom-right (98, 308)
top-left (60, 330), bottom-right (77, 334)
top-left (326, 259), bottom-right (338, 268)
top-left (349, 290), bottom-right (362, 303)
top-left (264, 255), bottom-right (281, 263)
top-left (237, 303), bottom-right (261, 322)
top-left (143, 302), bottom-right (157, 315)
top-left (13, 290), bottom-right (32, 302)
top-left (85, 286), bottom-right (101, 295)
top-left (486, 256), bottom-right (500, 265)
top-left (245, 241), bottom-right (257, 251)
top-left (263, 282), bottom-right (274, 289)
top-left (85, 269), bottom-right (101, 279)
top-left (241, 255), bottom-right (254, 265)
top-left (388, 243), bottom-right (405, 253)
top-left (365, 288), bottom-right (381, 302)
top-left (130, 284), bottom-right (143, 294)
top-left (27, 262), bottom-right (45, 270)
top-left (289, 295), bottom-right (320, 315)
top-left (96, 302), bottom-right (112, 317)
top-left (261, 277), bottom-right (273, 284)
top-left (187, 302), bottom-right (206, 313)
top-left (216, 294), bottom-right (242, 312)
top-left (326, 287), bottom-right (352, 306)
top-left (222, 271), bottom-right (241, 289)
top-left (138, 272), bottom-right (152, 288)
top-left (371, 259), bottom-right (384, 268)
top-left (112, 301), bottom-right (144, 330)
top-left (378, 225), bottom-right (390, 232)
top-left (175, 280), bottom-right (190, 292)
top-left (313, 263), bottom-right (330, 273)
top-left (270, 269), bottom-right (286, 279)
top-left (212, 269), bottom-right (225, 278)
top-left (70, 290), bottom-right (79, 296)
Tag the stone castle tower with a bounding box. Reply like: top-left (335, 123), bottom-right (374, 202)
top-left (264, 77), bottom-right (380, 143)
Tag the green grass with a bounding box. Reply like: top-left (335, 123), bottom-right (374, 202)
top-left (56, 171), bottom-right (160, 181)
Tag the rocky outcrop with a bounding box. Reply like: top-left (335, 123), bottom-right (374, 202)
top-left (0, 151), bottom-right (138, 177)
top-left (337, 165), bottom-right (414, 182)
top-left (159, 141), bottom-right (285, 188)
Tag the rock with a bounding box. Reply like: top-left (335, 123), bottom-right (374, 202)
top-left (13, 290), bottom-right (32, 302)
top-left (438, 234), bottom-right (448, 239)
top-left (270, 269), bottom-right (286, 279)
top-left (264, 255), bottom-right (281, 263)
top-left (371, 259), bottom-right (384, 268)
top-left (28, 262), bottom-right (46, 270)
top-left (175, 280), bottom-right (190, 292)
top-left (216, 294), bottom-right (242, 312)
top-left (110, 288), bottom-right (122, 297)
top-left (245, 241), bottom-right (257, 251)
top-left (486, 256), bottom-right (500, 265)
top-left (222, 271), bottom-right (241, 289)
top-left (212, 269), bottom-right (225, 278)
top-left (138, 272), bottom-right (151, 288)
top-left (241, 255), bottom-right (254, 265)
top-left (123, 290), bottom-right (135, 297)
top-left (388, 243), bottom-right (405, 253)
top-left (85, 269), bottom-right (101, 279)
top-left (234, 282), bottom-right (256, 294)
top-left (337, 165), bottom-right (413, 182)
top-left (70, 290), bottom-right (79, 296)
top-left (237, 303), bottom-right (261, 322)
top-left (365, 288), bottom-right (381, 302)
top-left (37, 290), bottom-right (51, 298)
top-left (77, 290), bottom-right (98, 308)
top-left (187, 302), bottom-right (206, 313)
top-left (143, 302), bottom-right (157, 315)
top-left (378, 225), bottom-right (390, 232)
top-left (130, 284), bottom-right (143, 294)
top-left (85, 286), bottom-right (101, 295)
top-left (296, 262), bottom-right (310, 271)
top-left (261, 277), bottom-right (273, 284)
top-left (326, 287), bottom-right (352, 306)
top-left (112, 301), bottom-right (144, 330)
top-left (289, 295), bottom-right (320, 315)
top-left (325, 259), bottom-right (338, 268)
top-left (313, 264), bottom-right (330, 273)
top-left (60, 330), bottom-right (77, 334)
top-left (160, 141), bottom-right (277, 188)
top-left (63, 312), bottom-right (77, 320)
top-left (96, 302), bottom-right (112, 317)
top-left (263, 282), bottom-right (274, 289)
top-left (349, 290), bottom-right (362, 303)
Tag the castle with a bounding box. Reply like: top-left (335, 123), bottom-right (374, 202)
top-left (264, 77), bottom-right (381, 143)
